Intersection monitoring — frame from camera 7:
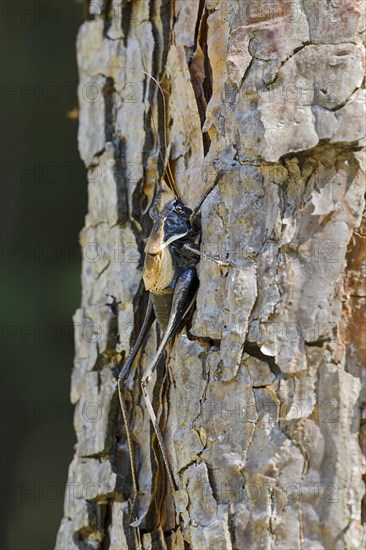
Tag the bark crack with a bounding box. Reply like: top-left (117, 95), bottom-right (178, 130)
top-left (264, 42), bottom-right (311, 87)
top-left (191, 350), bottom-right (211, 429)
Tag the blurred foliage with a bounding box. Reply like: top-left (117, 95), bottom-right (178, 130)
top-left (1, 2), bottom-right (86, 548)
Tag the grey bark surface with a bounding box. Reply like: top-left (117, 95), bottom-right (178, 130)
top-left (56, 1), bottom-right (366, 549)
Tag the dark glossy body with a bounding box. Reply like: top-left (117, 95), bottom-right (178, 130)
top-left (142, 198), bottom-right (199, 332)
top-left (119, 198), bottom-right (200, 381)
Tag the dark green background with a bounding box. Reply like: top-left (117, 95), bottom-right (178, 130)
top-left (1, 2), bottom-right (86, 548)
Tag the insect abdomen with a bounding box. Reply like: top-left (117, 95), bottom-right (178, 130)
top-left (151, 293), bottom-right (173, 333)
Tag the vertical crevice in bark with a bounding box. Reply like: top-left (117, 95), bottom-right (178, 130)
top-left (103, 0), bottom-right (113, 36)
top-left (113, 138), bottom-right (130, 225)
top-left (121, 0), bottom-right (132, 46)
top-left (188, 4), bottom-right (212, 155)
top-left (103, 77), bottom-right (115, 142)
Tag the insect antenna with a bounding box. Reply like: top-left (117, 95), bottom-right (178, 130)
top-left (190, 169), bottom-right (223, 222)
top-left (123, 62), bottom-right (180, 201)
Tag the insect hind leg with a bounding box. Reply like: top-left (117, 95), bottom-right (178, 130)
top-left (117, 298), bottom-right (155, 503)
top-left (141, 267), bottom-right (198, 491)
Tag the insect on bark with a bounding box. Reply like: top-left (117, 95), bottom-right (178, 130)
top-left (117, 64), bottom-right (232, 528)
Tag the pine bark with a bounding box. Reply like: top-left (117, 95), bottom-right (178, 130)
top-left (56, 1), bottom-right (365, 549)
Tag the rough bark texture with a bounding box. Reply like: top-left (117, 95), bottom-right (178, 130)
top-left (56, 1), bottom-right (365, 549)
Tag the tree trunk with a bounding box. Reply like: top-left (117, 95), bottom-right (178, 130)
top-left (56, 1), bottom-right (365, 548)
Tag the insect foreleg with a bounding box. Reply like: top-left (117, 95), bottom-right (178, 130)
top-left (141, 267), bottom-right (198, 491)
